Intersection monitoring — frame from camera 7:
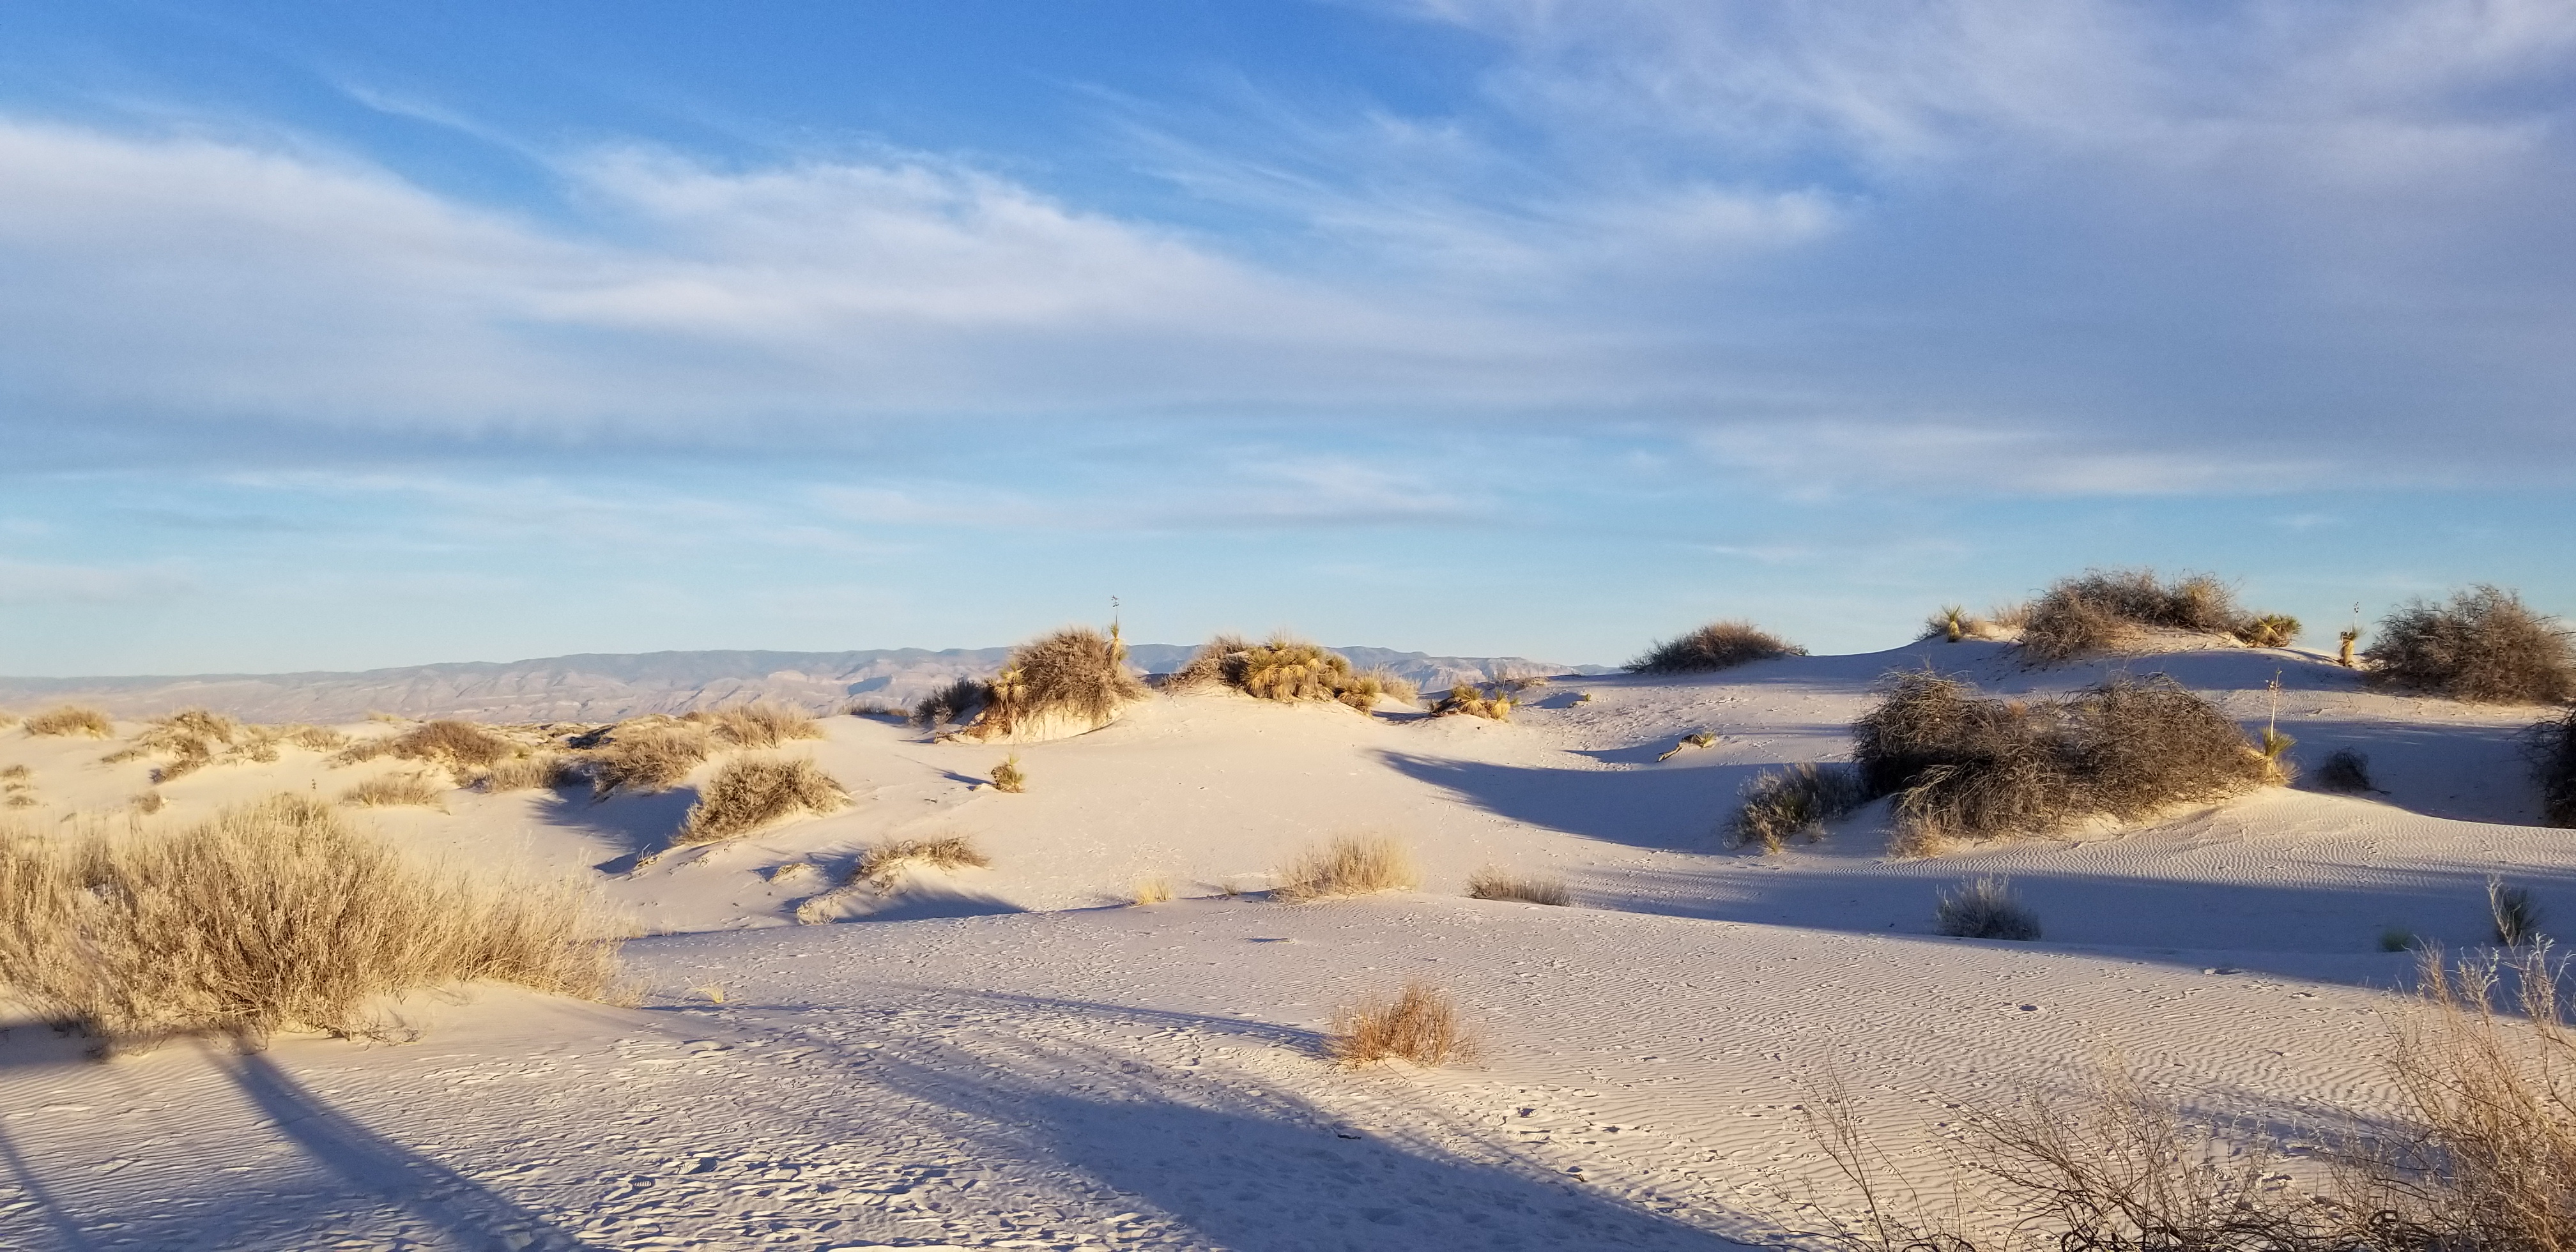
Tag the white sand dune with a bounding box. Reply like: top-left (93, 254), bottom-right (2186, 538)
top-left (1, 640), bottom-right (2564, 1249)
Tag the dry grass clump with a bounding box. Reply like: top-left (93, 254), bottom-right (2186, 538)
top-left (1853, 672), bottom-right (2273, 851)
top-left (2237, 613), bottom-right (2303, 648)
top-left (2533, 707), bottom-right (2576, 828)
top-left (2016, 569), bottom-right (2284, 664)
top-left (855, 834), bottom-right (989, 884)
top-left (1466, 867), bottom-right (1569, 906)
top-left (1629, 620), bottom-right (1807, 674)
top-left (2315, 747), bottom-right (2377, 795)
top-left (2488, 878), bottom-right (2543, 947)
top-left (131, 790), bottom-right (165, 814)
top-left (0, 795), bottom-right (622, 1050)
top-left (1131, 876), bottom-right (1174, 905)
top-left (1273, 832), bottom-right (1419, 902)
top-left (2, 765), bottom-right (33, 810)
top-left (1430, 682), bottom-right (1515, 721)
top-left (24, 706), bottom-right (113, 738)
top-left (1327, 981), bottom-right (1478, 1067)
top-left (672, 756), bottom-right (848, 846)
top-left (1731, 763), bottom-right (1867, 852)
top-left (1168, 634), bottom-right (1408, 713)
top-left (336, 719), bottom-right (518, 782)
top-left (339, 772), bottom-right (447, 809)
top-left (99, 710), bottom-right (343, 781)
top-left (963, 626), bottom-right (1150, 738)
top-left (480, 753), bottom-right (578, 793)
top-left (989, 754), bottom-right (1027, 793)
top-left (1923, 605), bottom-right (2025, 643)
top-left (585, 719), bottom-right (716, 795)
top-left (1935, 876), bottom-right (2042, 940)
top-left (912, 677), bottom-right (990, 728)
top-left (699, 701), bottom-right (822, 748)
top-left (0, 710), bottom-right (17, 729)
top-left (2367, 584), bottom-right (2576, 705)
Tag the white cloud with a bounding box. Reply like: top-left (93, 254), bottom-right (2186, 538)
top-left (0, 558), bottom-right (197, 604)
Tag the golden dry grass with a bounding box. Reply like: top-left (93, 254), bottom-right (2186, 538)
top-left (131, 791), bottom-right (165, 815)
top-left (989, 754), bottom-right (1027, 793)
top-left (1274, 832), bottom-right (1418, 902)
top-left (1328, 981), bottom-right (1478, 1067)
top-left (585, 720), bottom-right (716, 795)
top-left (99, 710), bottom-right (341, 782)
top-left (1168, 635), bottom-right (1409, 713)
top-left (672, 756), bottom-right (848, 846)
top-left (699, 701), bottom-right (824, 748)
top-left (1430, 682), bottom-right (1514, 721)
top-left (966, 626), bottom-right (1149, 738)
top-left (339, 772), bottom-right (448, 809)
top-left (336, 719), bottom-right (518, 782)
top-left (480, 753), bottom-right (577, 792)
top-left (0, 795), bottom-right (622, 1050)
top-left (24, 706), bottom-right (113, 738)
top-left (1466, 867), bottom-right (1568, 906)
top-left (855, 834), bottom-right (989, 884)
top-left (1629, 621), bottom-right (1806, 673)
top-left (1132, 876), bottom-right (1174, 905)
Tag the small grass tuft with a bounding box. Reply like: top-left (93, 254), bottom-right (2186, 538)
top-left (989, 754), bottom-right (1027, 793)
top-left (1730, 763), bottom-right (1867, 852)
top-left (2235, 613), bottom-right (2303, 648)
top-left (2366, 584), bottom-right (2576, 705)
top-left (1131, 876), bottom-right (1174, 905)
top-left (480, 754), bottom-right (578, 793)
top-left (1628, 620), bottom-right (1805, 674)
top-left (1328, 981), bottom-right (1478, 1067)
top-left (339, 772), bottom-right (447, 809)
top-left (1429, 682), bottom-right (1514, 721)
top-left (1466, 867), bottom-right (1569, 906)
top-left (24, 706), bottom-right (113, 738)
top-left (1274, 832), bottom-right (1418, 902)
top-left (2488, 876), bottom-right (2542, 947)
top-left (132, 790), bottom-right (165, 814)
top-left (699, 701), bottom-right (824, 749)
top-left (1935, 876), bottom-right (2042, 940)
top-left (673, 757), bottom-right (848, 846)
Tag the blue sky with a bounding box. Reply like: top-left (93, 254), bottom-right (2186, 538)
top-left (3, 1), bottom-right (2572, 675)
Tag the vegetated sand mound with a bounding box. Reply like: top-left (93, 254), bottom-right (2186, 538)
top-left (952, 626), bottom-right (1149, 744)
top-left (4, 637), bottom-right (2572, 1248)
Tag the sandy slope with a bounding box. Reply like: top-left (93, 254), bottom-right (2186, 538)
top-left (1, 641), bottom-right (2566, 1250)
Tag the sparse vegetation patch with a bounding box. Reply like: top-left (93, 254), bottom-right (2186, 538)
top-left (337, 719), bottom-right (518, 780)
top-left (1167, 634), bottom-right (1412, 713)
top-left (958, 626), bottom-right (1149, 740)
top-left (1935, 876), bottom-right (2042, 940)
top-left (2366, 584), bottom-right (2576, 705)
top-left (585, 719), bottom-right (716, 795)
top-left (673, 756), bottom-right (848, 846)
top-left (24, 706), bottom-right (113, 738)
top-left (1274, 832), bottom-right (1418, 902)
top-left (1328, 981), bottom-right (1478, 1067)
top-left (2016, 569), bottom-right (2281, 664)
top-left (339, 772), bottom-right (447, 809)
top-left (1730, 763), bottom-right (1866, 852)
top-left (1466, 867), bottom-right (1568, 906)
top-left (2315, 747), bottom-right (2377, 795)
top-left (1629, 620), bottom-right (1805, 674)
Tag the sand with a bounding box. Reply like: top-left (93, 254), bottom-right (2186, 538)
top-left (1, 638), bottom-right (2564, 1249)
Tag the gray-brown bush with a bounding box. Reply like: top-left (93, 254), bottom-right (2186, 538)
top-left (2367, 584), bottom-right (2576, 705)
top-left (2016, 569), bottom-right (2276, 664)
top-left (1466, 867), bottom-right (1569, 906)
top-left (2315, 747), bottom-right (2377, 795)
top-left (1853, 672), bottom-right (2271, 851)
top-left (23, 706), bottom-right (113, 738)
top-left (911, 677), bottom-right (990, 728)
top-left (1731, 763), bottom-right (1867, 852)
top-left (699, 701), bottom-right (823, 749)
top-left (1935, 876), bottom-right (2042, 940)
top-left (963, 626), bottom-right (1149, 738)
top-left (585, 720), bottom-right (716, 795)
top-left (1629, 620), bottom-right (1806, 674)
top-left (673, 756), bottom-right (848, 846)
top-left (2534, 708), bottom-right (2576, 828)
top-left (1274, 832), bottom-right (1418, 901)
top-left (1328, 981), bottom-right (1478, 1067)
top-left (0, 795), bottom-right (621, 1050)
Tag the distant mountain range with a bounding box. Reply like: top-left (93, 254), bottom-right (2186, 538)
top-left (0, 645), bottom-right (1617, 724)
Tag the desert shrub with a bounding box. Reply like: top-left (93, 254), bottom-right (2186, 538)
top-left (1466, 867), bottom-right (1568, 906)
top-left (1935, 876), bottom-right (2042, 940)
top-left (965, 626), bottom-right (1149, 738)
top-left (989, 754), bottom-right (1026, 793)
top-left (702, 701), bottom-right (822, 749)
top-left (673, 756), bottom-right (848, 846)
top-left (23, 706), bottom-right (112, 738)
top-left (1629, 620), bottom-right (1806, 674)
top-left (2367, 584), bottom-right (2576, 705)
top-left (2315, 747), bottom-right (2377, 795)
top-left (336, 719), bottom-right (517, 778)
top-left (2488, 878), bottom-right (2543, 947)
top-left (1731, 763), bottom-right (1867, 852)
top-left (2235, 613), bottom-right (2303, 648)
top-left (1922, 606), bottom-right (2021, 643)
top-left (585, 721), bottom-right (716, 795)
top-left (1430, 682), bottom-right (1514, 721)
top-left (2017, 569), bottom-right (2272, 664)
top-left (0, 795), bottom-right (621, 1049)
top-left (912, 677), bottom-right (991, 728)
top-left (793, 835), bottom-right (991, 922)
top-left (1167, 634), bottom-right (1399, 712)
top-left (132, 791), bottom-right (165, 815)
top-left (1274, 832), bottom-right (1419, 902)
top-left (480, 754), bottom-right (576, 793)
top-left (1853, 671), bottom-right (2271, 851)
top-left (339, 772), bottom-right (447, 808)
top-left (1132, 876), bottom-right (1174, 905)
top-left (284, 724), bottom-right (349, 751)
top-left (1328, 981), bottom-right (1478, 1067)
top-left (2533, 708), bottom-right (2576, 828)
